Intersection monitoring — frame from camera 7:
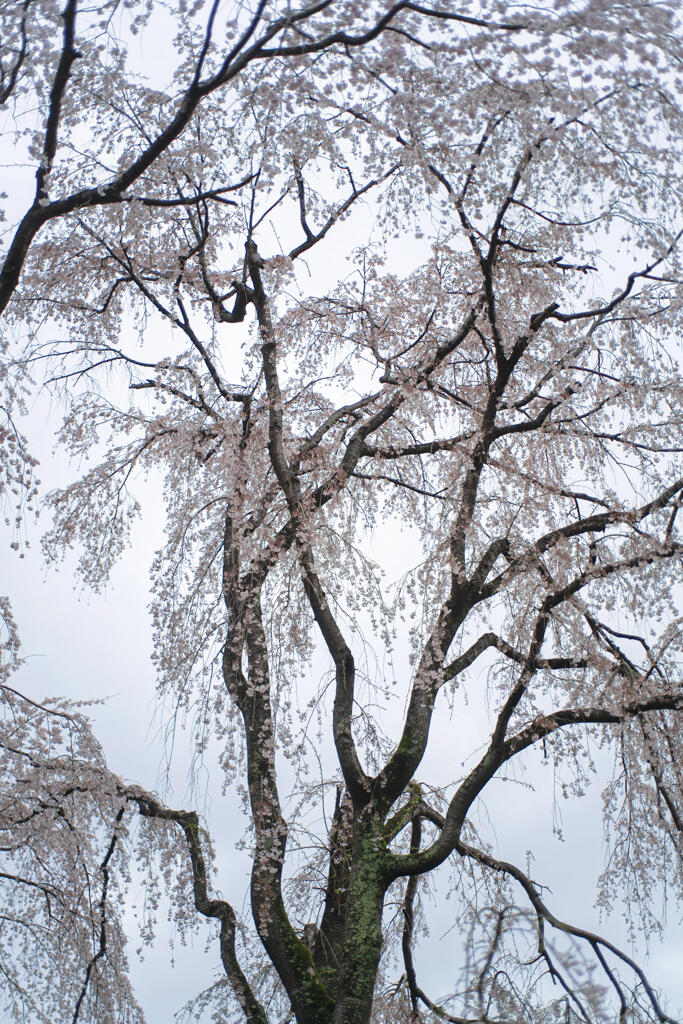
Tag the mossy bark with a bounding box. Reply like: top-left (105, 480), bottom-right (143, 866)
top-left (328, 818), bottom-right (387, 1024)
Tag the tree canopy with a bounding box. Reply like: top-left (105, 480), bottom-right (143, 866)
top-left (1, 2), bottom-right (682, 1023)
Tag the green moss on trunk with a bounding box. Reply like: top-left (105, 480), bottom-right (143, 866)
top-left (330, 823), bottom-right (387, 1024)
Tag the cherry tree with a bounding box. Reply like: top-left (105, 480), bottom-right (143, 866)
top-left (1, 1), bottom-right (682, 1023)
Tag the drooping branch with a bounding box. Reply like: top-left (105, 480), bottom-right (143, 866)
top-left (401, 815), bottom-right (422, 1016)
top-left (391, 796), bottom-right (677, 1023)
top-left (480, 477), bottom-right (683, 602)
top-left (548, 230), bottom-right (683, 325)
top-left (639, 719), bottom-right (683, 837)
top-left (256, 1), bottom-right (528, 61)
top-left (71, 806), bottom-right (126, 1024)
top-left (453, 840), bottom-right (678, 1024)
top-left (488, 544), bottom-right (681, 756)
top-left (502, 695), bottom-right (683, 762)
top-left (129, 791), bottom-right (268, 1024)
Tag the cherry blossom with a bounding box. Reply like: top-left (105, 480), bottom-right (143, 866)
top-left (1, 2), bottom-right (682, 1023)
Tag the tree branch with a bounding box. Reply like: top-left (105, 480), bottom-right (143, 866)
top-left (129, 792), bottom-right (268, 1024)
top-left (72, 806), bottom-right (125, 1024)
top-left (454, 840), bottom-right (678, 1024)
top-left (481, 477), bottom-right (683, 601)
top-left (387, 692), bottom-right (682, 880)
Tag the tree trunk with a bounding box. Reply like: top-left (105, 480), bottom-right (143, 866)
top-left (328, 817), bottom-right (386, 1024)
